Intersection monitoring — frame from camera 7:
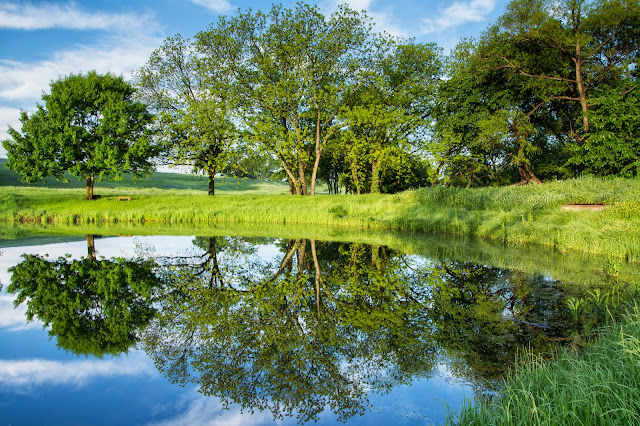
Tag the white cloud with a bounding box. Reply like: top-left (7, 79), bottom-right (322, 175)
top-left (145, 388), bottom-right (279, 426)
top-left (0, 295), bottom-right (40, 331)
top-left (190, 0), bottom-right (234, 13)
top-left (422, 0), bottom-right (496, 33)
top-left (0, 351), bottom-right (156, 388)
top-left (339, 0), bottom-right (373, 11)
top-left (0, 106), bottom-right (23, 156)
top-left (0, 34), bottom-right (161, 103)
top-left (324, 0), bottom-right (408, 38)
top-left (0, 1), bottom-right (156, 34)
top-left (0, 34), bottom-right (162, 157)
top-left (0, 3), bottom-right (164, 158)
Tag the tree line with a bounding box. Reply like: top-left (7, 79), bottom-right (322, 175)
top-left (3, 0), bottom-right (639, 199)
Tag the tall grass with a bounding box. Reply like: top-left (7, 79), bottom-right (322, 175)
top-left (1, 175), bottom-right (639, 261)
top-left (449, 303), bottom-right (640, 426)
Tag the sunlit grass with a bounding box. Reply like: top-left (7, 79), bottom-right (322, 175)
top-left (448, 303), bottom-right (640, 426)
top-left (1, 169), bottom-right (639, 261)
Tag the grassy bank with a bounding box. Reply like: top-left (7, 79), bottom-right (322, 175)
top-left (2, 220), bottom-right (638, 287)
top-left (448, 302), bottom-right (640, 425)
top-left (1, 175), bottom-right (639, 261)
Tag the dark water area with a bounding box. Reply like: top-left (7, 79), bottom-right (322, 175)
top-left (0, 233), bottom-right (636, 425)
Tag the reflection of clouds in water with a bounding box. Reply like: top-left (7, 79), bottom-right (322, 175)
top-left (0, 350), bottom-right (156, 388)
top-left (0, 294), bottom-right (41, 331)
top-left (145, 387), bottom-right (287, 426)
top-left (0, 235), bottom-right (196, 284)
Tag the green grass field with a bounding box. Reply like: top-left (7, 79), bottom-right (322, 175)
top-left (1, 159), bottom-right (639, 261)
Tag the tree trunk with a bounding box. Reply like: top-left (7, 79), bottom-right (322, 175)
top-left (349, 159), bottom-right (361, 195)
top-left (310, 240), bottom-right (322, 319)
top-left (309, 120), bottom-right (323, 195)
top-left (86, 235), bottom-right (96, 259)
top-left (575, 43), bottom-right (589, 139)
top-left (370, 156), bottom-right (382, 194)
top-left (517, 160), bottom-right (542, 185)
top-left (208, 172), bottom-right (215, 196)
top-left (288, 178), bottom-right (295, 195)
top-left (208, 236), bottom-right (222, 287)
top-left (516, 141), bottom-right (542, 185)
top-left (85, 175), bottom-right (94, 200)
top-left (298, 160), bottom-right (308, 195)
top-left (277, 156), bottom-right (301, 195)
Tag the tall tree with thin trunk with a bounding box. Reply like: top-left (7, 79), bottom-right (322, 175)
top-left (137, 36), bottom-right (238, 195)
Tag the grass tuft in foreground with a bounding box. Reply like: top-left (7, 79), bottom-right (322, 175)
top-left (448, 302), bottom-right (640, 426)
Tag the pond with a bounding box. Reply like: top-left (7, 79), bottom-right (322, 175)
top-left (0, 230), bottom-right (637, 425)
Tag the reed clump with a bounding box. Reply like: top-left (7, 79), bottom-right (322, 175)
top-left (449, 302), bottom-right (640, 426)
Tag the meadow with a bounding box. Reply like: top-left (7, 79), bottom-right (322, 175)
top-left (1, 159), bottom-right (639, 262)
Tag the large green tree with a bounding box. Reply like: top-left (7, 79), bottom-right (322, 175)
top-left (143, 238), bottom-right (436, 422)
top-left (478, 0), bottom-right (640, 175)
top-left (7, 238), bottom-right (163, 357)
top-left (3, 71), bottom-right (159, 199)
top-left (196, 3), bottom-right (374, 195)
top-left (338, 41), bottom-right (441, 193)
top-left (137, 36), bottom-right (238, 195)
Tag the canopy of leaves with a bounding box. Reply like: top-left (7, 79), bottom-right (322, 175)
top-left (7, 252), bottom-right (163, 357)
top-left (3, 71), bottom-right (159, 195)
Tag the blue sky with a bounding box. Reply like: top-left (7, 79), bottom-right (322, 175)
top-left (0, 0), bottom-right (509, 158)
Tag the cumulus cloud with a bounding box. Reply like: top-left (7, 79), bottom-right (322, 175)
top-left (0, 351), bottom-right (156, 388)
top-left (190, 0), bottom-right (234, 13)
top-left (145, 388), bottom-right (280, 426)
top-left (0, 1), bottom-right (156, 34)
top-left (0, 295), bottom-right (40, 331)
top-left (422, 0), bottom-right (496, 33)
top-left (339, 0), bottom-right (373, 11)
top-left (0, 35), bottom-right (161, 102)
top-left (324, 0), bottom-right (408, 38)
top-left (0, 34), bottom-right (161, 157)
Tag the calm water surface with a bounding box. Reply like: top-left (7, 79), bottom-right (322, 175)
top-left (0, 233), bottom-right (634, 425)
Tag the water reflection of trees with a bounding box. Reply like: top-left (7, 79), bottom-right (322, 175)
top-left (144, 238), bottom-right (436, 422)
top-left (141, 237), bottom-right (583, 422)
top-left (6, 234), bottom-right (606, 422)
top-left (7, 235), bottom-right (163, 357)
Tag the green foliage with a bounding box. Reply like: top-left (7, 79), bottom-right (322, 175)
top-left (142, 237), bottom-right (602, 422)
top-left (7, 248), bottom-right (163, 356)
top-left (570, 87), bottom-right (640, 176)
top-left (2, 71), bottom-right (159, 199)
top-left (463, 0), bottom-right (640, 182)
top-left (193, 3), bottom-right (376, 195)
top-left (336, 41), bottom-right (442, 193)
top-left (450, 302), bottom-right (640, 425)
top-left (137, 36), bottom-right (238, 195)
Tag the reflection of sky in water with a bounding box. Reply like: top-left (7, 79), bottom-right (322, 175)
top-left (0, 236), bottom-right (473, 425)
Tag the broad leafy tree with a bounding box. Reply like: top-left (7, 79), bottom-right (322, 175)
top-left (3, 71), bottom-right (159, 199)
top-left (143, 238), bottom-right (436, 422)
top-left (338, 41), bottom-right (441, 193)
top-left (477, 0), bottom-right (640, 175)
top-left (196, 3), bottom-right (375, 195)
top-left (7, 237), bottom-right (163, 356)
